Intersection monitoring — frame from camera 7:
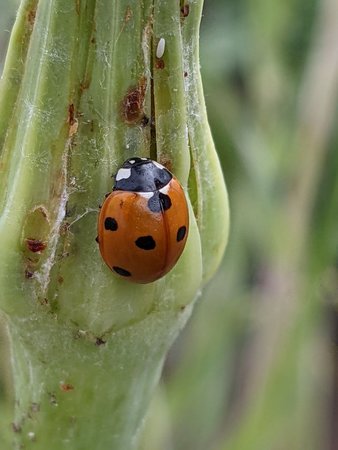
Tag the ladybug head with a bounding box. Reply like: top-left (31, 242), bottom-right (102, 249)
top-left (114, 157), bottom-right (172, 192)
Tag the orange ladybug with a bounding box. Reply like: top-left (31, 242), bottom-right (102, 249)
top-left (97, 157), bottom-right (189, 283)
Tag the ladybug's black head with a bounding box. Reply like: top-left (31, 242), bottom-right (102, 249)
top-left (113, 157), bottom-right (172, 192)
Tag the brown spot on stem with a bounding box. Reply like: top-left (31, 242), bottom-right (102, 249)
top-left (60, 383), bottom-right (74, 392)
top-left (68, 104), bottom-right (78, 136)
top-left (155, 59), bottom-right (165, 70)
top-left (75, 0), bottom-right (81, 15)
top-left (184, 71), bottom-right (188, 77)
top-left (122, 77), bottom-right (147, 124)
top-left (27, 9), bottom-right (36, 27)
top-left (68, 103), bottom-right (75, 123)
top-left (26, 238), bottom-right (47, 253)
top-left (80, 79), bottom-right (90, 92)
top-left (125, 5), bottom-right (133, 22)
top-left (181, 4), bottom-right (190, 17)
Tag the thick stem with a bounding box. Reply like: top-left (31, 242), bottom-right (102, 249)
top-left (7, 308), bottom-right (192, 449)
top-left (0, 0), bottom-right (228, 448)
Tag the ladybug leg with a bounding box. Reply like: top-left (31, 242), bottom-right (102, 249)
top-left (95, 236), bottom-right (99, 244)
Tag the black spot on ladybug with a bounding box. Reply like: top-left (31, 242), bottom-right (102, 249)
top-left (113, 266), bottom-right (131, 277)
top-left (135, 235), bottom-right (156, 250)
top-left (160, 193), bottom-right (172, 210)
top-left (177, 226), bottom-right (187, 242)
top-left (104, 217), bottom-right (118, 231)
top-left (147, 195), bottom-right (160, 212)
top-left (148, 192), bottom-right (172, 213)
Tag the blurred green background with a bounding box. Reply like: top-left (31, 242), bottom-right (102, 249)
top-left (1, 0), bottom-right (337, 449)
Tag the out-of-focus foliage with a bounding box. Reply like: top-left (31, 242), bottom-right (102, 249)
top-left (1, 0), bottom-right (337, 449)
top-left (144, 0), bottom-right (338, 449)
top-left (0, 0), bottom-right (18, 73)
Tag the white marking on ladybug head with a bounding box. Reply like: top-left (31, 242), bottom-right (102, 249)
top-left (139, 192), bottom-right (154, 199)
top-left (153, 161), bottom-right (164, 169)
top-left (116, 168), bottom-right (131, 181)
top-left (141, 157), bottom-right (148, 160)
top-left (156, 38), bottom-right (165, 59)
top-left (129, 159), bottom-right (136, 164)
top-left (159, 184), bottom-right (170, 195)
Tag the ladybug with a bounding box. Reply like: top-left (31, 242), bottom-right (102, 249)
top-left (97, 157), bottom-right (189, 283)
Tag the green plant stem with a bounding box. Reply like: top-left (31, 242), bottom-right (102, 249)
top-left (0, 0), bottom-right (228, 448)
top-left (7, 309), bottom-right (192, 449)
